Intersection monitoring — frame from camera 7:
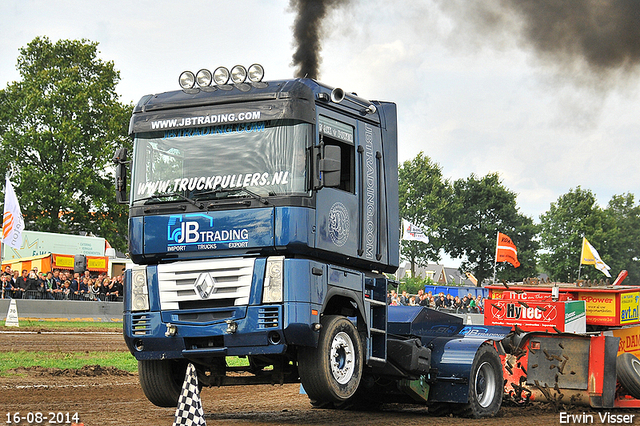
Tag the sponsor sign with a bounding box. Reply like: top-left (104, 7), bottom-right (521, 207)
top-left (613, 324), bottom-right (640, 358)
top-left (2, 230), bottom-right (105, 260)
top-left (490, 290), bottom-right (570, 302)
top-left (459, 325), bottom-right (511, 340)
top-left (484, 299), bottom-right (586, 333)
top-left (150, 111), bottom-right (262, 131)
top-left (578, 292), bottom-right (616, 325)
top-left (563, 301), bottom-right (587, 334)
top-left (318, 115), bottom-right (354, 144)
top-left (328, 202), bottom-right (349, 247)
top-left (136, 170), bottom-right (289, 198)
top-left (488, 286), bottom-right (640, 327)
top-left (86, 256), bottom-right (108, 272)
top-left (620, 292), bottom-right (640, 324)
top-left (141, 210), bottom-right (273, 255)
top-left (52, 254), bottom-right (75, 269)
top-left (167, 213), bottom-right (249, 251)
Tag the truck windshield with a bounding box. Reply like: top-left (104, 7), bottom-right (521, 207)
top-left (130, 119), bottom-right (311, 204)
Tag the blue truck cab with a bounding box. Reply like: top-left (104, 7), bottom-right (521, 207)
top-left (115, 66), bottom-right (509, 418)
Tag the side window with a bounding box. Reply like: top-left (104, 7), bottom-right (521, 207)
top-left (319, 116), bottom-right (355, 193)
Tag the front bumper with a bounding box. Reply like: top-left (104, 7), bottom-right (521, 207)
top-left (123, 302), bottom-right (319, 360)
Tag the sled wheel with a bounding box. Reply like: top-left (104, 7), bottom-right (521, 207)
top-left (461, 343), bottom-right (503, 418)
top-left (138, 359), bottom-right (188, 407)
top-left (617, 352), bottom-right (640, 399)
top-left (298, 315), bottom-right (363, 405)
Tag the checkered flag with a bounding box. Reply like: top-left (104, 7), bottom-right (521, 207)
top-left (173, 363), bottom-right (206, 426)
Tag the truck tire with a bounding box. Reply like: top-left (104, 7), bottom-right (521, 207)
top-left (460, 343), bottom-right (503, 418)
top-left (138, 359), bottom-right (187, 407)
top-left (298, 315), bottom-right (363, 405)
top-left (617, 352), bottom-right (640, 399)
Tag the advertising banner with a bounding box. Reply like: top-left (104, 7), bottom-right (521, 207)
top-left (485, 299), bottom-right (586, 333)
top-left (613, 325), bottom-right (640, 358)
top-left (578, 292), bottom-right (617, 325)
top-left (2, 230), bottom-right (105, 260)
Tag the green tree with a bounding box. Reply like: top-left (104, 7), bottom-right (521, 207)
top-left (442, 173), bottom-right (538, 285)
top-left (399, 276), bottom-right (434, 296)
top-left (398, 153), bottom-right (451, 275)
top-left (0, 37), bottom-right (132, 252)
top-left (604, 193), bottom-right (640, 283)
top-left (539, 187), bottom-right (610, 282)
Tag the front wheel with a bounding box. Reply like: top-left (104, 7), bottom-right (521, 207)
top-left (298, 315), bottom-right (363, 405)
top-left (461, 343), bottom-right (503, 418)
top-left (138, 359), bottom-right (187, 407)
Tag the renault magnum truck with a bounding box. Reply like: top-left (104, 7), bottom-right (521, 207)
top-left (115, 65), bottom-right (510, 418)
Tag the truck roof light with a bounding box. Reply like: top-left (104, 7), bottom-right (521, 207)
top-left (248, 64), bottom-right (264, 82)
top-left (213, 67), bottom-right (230, 85)
top-left (196, 69), bottom-right (212, 87)
top-left (178, 71), bottom-right (196, 90)
top-left (230, 65), bottom-right (247, 84)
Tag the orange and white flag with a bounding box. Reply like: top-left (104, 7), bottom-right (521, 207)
top-left (496, 232), bottom-right (520, 268)
top-left (2, 177), bottom-right (25, 249)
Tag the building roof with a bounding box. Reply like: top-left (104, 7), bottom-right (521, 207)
top-left (397, 262), bottom-right (476, 286)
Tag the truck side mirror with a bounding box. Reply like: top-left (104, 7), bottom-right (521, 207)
top-left (314, 145), bottom-right (341, 189)
top-left (113, 147), bottom-right (129, 204)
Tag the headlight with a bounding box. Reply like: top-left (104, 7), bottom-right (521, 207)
top-left (131, 266), bottom-right (150, 311)
top-left (196, 69), bottom-right (212, 87)
top-left (178, 71), bottom-right (196, 90)
top-left (213, 66), bottom-right (230, 85)
top-left (248, 64), bottom-right (264, 82)
top-left (230, 65), bottom-right (247, 84)
top-left (263, 256), bottom-right (284, 303)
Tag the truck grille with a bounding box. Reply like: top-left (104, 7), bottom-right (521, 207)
top-left (157, 258), bottom-right (255, 311)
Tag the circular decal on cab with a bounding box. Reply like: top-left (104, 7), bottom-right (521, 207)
top-left (329, 202), bottom-right (350, 247)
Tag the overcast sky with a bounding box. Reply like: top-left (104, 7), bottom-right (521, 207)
top-left (2, 0), bottom-right (639, 226)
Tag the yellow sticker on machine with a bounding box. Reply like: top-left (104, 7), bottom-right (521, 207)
top-left (578, 292), bottom-right (616, 323)
top-left (620, 292), bottom-right (640, 324)
top-left (613, 324), bottom-right (640, 357)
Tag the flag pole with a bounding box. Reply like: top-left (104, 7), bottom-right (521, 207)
top-left (577, 236), bottom-right (584, 281)
top-left (492, 231), bottom-right (499, 284)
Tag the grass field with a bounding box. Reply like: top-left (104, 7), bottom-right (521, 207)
top-left (1, 319), bottom-right (122, 330)
top-left (1, 320), bottom-right (249, 372)
top-left (0, 350), bottom-right (138, 374)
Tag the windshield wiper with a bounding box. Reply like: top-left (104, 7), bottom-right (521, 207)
top-left (194, 186), bottom-right (269, 205)
top-left (237, 187), bottom-right (269, 205)
top-left (137, 193), bottom-right (204, 209)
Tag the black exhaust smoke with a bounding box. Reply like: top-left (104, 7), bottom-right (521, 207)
top-left (289, 0), bottom-right (350, 80)
top-left (441, 0), bottom-right (640, 81)
top-left (505, 0), bottom-right (640, 75)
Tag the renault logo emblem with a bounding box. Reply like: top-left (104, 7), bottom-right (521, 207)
top-left (194, 272), bottom-right (216, 299)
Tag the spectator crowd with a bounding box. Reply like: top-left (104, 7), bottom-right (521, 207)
top-left (387, 288), bottom-right (485, 313)
top-left (1, 265), bottom-right (123, 301)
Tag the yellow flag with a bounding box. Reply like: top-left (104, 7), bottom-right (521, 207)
top-left (581, 237), bottom-right (611, 277)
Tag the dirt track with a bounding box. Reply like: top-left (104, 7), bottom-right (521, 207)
top-left (1, 331), bottom-right (638, 426)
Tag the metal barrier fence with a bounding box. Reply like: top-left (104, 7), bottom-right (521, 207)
top-left (2, 289), bottom-right (122, 302)
top-left (0, 298), bottom-right (123, 322)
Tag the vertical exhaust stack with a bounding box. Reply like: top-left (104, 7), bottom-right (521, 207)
top-left (289, 0), bottom-right (350, 79)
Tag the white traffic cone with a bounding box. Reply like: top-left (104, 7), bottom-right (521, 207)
top-left (5, 299), bottom-right (19, 327)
